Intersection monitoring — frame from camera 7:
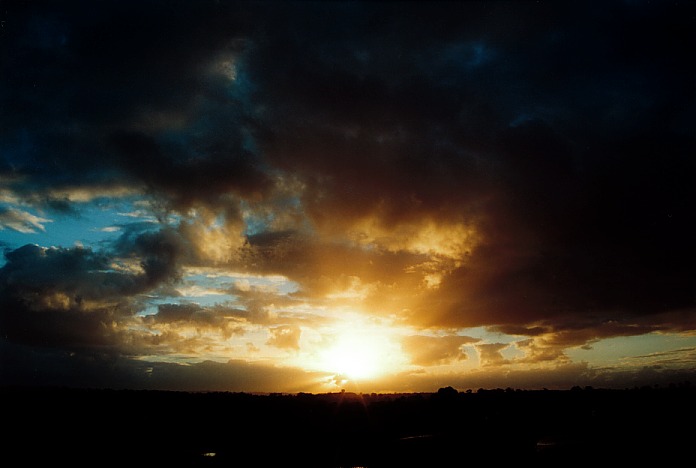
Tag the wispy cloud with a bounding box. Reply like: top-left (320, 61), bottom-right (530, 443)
top-left (0, 206), bottom-right (51, 233)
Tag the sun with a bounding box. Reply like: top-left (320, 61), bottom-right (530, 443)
top-left (320, 327), bottom-right (395, 380)
top-left (322, 334), bottom-right (377, 379)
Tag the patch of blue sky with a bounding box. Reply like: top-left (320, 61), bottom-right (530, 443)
top-left (185, 270), bottom-right (299, 296)
top-left (459, 344), bottom-right (481, 368)
top-left (174, 284), bottom-right (237, 307)
top-left (136, 269), bottom-right (301, 317)
top-left (184, 272), bottom-right (236, 291)
top-left (41, 209), bottom-right (123, 249)
top-left (240, 201), bottom-right (272, 236)
top-left (459, 326), bottom-right (519, 345)
top-left (500, 344), bottom-right (526, 361)
top-left (0, 196), bottom-right (160, 267)
top-left (451, 327), bottom-right (525, 364)
top-left (566, 332), bottom-right (696, 367)
top-left (0, 220), bottom-right (46, 253)
top-left (242, 274), bottom-right (299, 295)
top-left (136, 304), bottom-right (160, 317)
top-left (53, 199), bottom-right (152, 245)
top-left (135, 292), bottom-right (239, 318)
top-left (182, 293), bottom-right (236, 308)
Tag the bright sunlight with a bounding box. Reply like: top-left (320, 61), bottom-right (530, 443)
top-left (320, 325), bottom-right (401, 380)
top-left (322, 333), bottom-right (379, 379)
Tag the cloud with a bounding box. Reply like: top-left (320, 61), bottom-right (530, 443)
top-left (237, 1), bottom-right (694, 338)
top-left (0, 206), bottom-right (51, 233)
top-left (0, 340), bottom-right (327, 393)
top-left (108, 130), bottom-right (272, 210)
top-left (0, 227), bottom-right (188, 349)
top-left (0, 0), bottom-right (694, 391)
top-left (623, 347), bottom-right (696, 370)
top-left (476, 343), bottom-right (510, 368)
top-left (402, 334), bottom-right (479, 366)
top-left (148, 303), bottom-right (245, 339)
top-left (1, 244), bottom-right (134, 304)
top-left (266, 325), bottom-right (301, 351)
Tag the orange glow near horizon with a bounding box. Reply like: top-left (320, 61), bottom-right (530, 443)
top-left (314, 319), bottom-right (408, 383)
top-left (321, 331), bottom-right (383, 379)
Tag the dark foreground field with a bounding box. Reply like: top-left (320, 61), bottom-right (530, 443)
top-left (2, 385), bottom-right (693, 467)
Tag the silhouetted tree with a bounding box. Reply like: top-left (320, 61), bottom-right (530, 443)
top-left (437, 386), bottom-right (458, 398)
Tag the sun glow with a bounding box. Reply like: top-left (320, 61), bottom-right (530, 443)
top-left (320, 326), bottom-right (399, 380)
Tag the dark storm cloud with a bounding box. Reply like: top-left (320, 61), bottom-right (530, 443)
top-left (109, 130), bottom-right (271, 208)
top-left (1, 243), bottom-right (136, 301)
top-left (243, 0), bottom-right (695, 330)
top-left (151, 303), bottom-right (243, 328)
top-left (0, 244), bottom-right (125, 348)
top-left (148, 303), bottom-right (246, 340)
top-left (113, 227), bottom-right (185, 286)
top-left (1, 0), bottom-right (694, 352)
top-left (0, 227), bottom-right (186, 348)
top-left (1, 0), bottom-right (269, 210)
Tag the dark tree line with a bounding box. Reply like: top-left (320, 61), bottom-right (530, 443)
top-left (2, 384), bottom-right (693, 467)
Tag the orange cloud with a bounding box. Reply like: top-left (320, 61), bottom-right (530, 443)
top-left (402, 334), bottom-right (479, 366)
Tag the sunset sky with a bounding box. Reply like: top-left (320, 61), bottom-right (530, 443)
top-left (1, 0), bottom-right (694, 393)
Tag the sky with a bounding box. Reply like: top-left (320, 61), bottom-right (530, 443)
top-left (1, 0), bottom-right (695, 394)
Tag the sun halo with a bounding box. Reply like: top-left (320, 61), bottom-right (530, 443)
top-left (320, 328), bottom-right (395, 381)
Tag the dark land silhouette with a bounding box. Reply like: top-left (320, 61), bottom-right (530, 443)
top-left (2, 384), bottom-right (693, 467)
